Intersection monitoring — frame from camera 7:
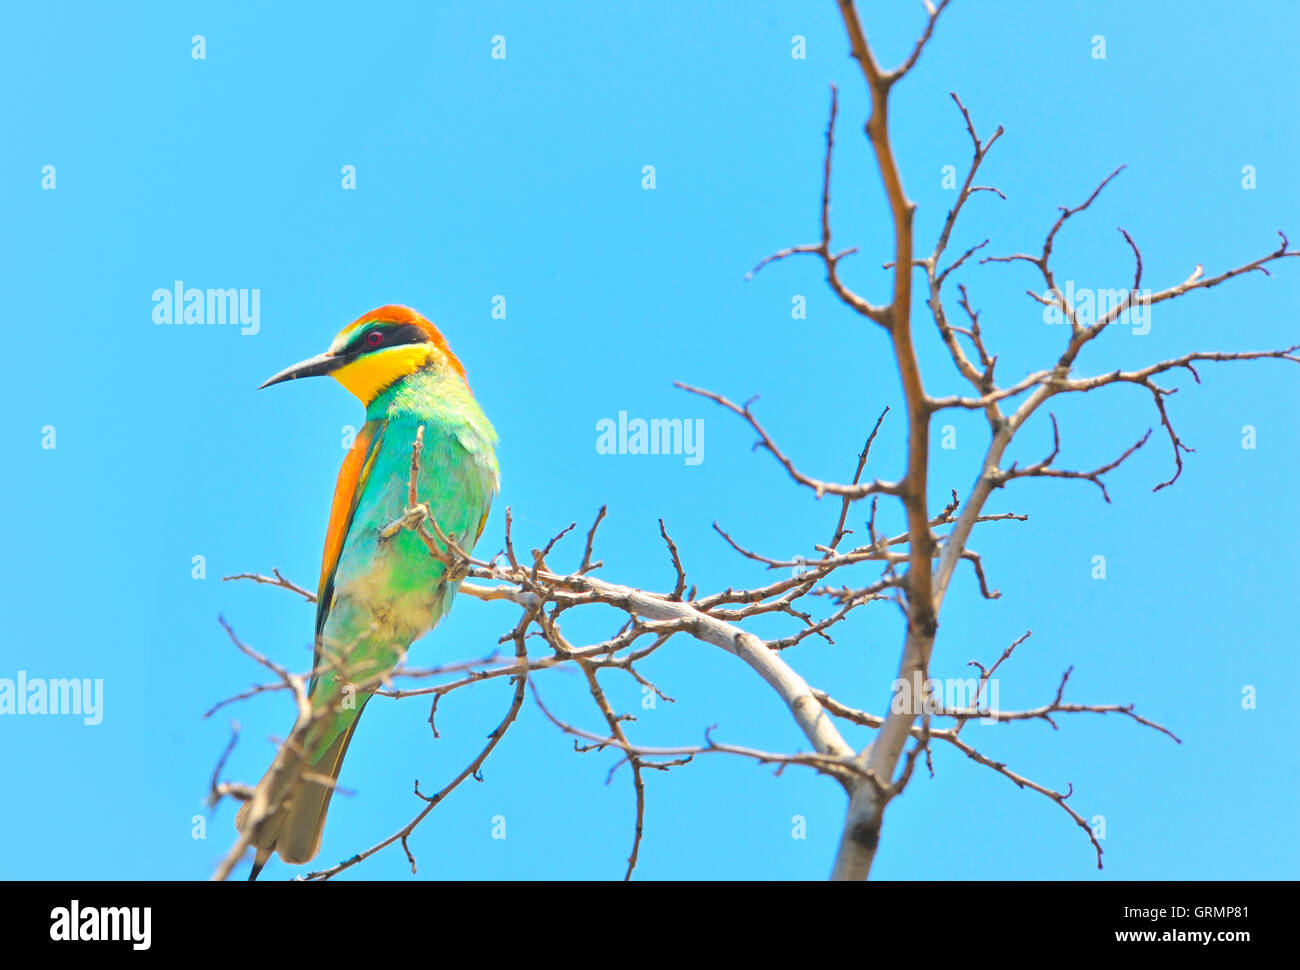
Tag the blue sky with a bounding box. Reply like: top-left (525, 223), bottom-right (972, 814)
top-left (1, 1), bottom-right (1296, 880)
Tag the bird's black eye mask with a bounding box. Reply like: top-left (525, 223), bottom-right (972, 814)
top-left (345, 323), bottom-right (431, 359)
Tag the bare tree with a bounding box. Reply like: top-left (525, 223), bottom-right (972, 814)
top-left (210, 1), bottom-right (1296, 881)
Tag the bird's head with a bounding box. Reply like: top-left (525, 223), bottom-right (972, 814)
top-left (258, 305), bottom-right (466, 405)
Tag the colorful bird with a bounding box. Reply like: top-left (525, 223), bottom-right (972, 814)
top-left (236, 305), bottom-right (498, 879)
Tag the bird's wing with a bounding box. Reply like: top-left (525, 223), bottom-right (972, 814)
top-left (314, 422), bottom-right (386, 647)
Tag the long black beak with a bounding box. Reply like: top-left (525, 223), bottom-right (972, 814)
top-left (258, 352), bottom-right (344, 390)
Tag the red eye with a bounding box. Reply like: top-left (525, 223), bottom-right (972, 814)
top-left (365, 330), bottom-right (384, 348)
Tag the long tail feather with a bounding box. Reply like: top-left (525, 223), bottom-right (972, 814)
top-left (235, 696), bottom-right (370, 872)
top-left (275, 715), bottom-right (364, 864)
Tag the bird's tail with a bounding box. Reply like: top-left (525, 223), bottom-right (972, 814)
top-left (235, 694), bottom-right (370, 877)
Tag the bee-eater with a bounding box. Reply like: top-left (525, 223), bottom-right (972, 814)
top-left (236, 305), bottom-right (499, 879)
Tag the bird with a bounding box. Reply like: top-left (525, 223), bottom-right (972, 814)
top-left (235, 305), bottom-right (499, 880)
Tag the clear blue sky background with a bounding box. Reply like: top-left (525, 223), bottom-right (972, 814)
top-left (1, 1), bottom-right (1296, 881)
